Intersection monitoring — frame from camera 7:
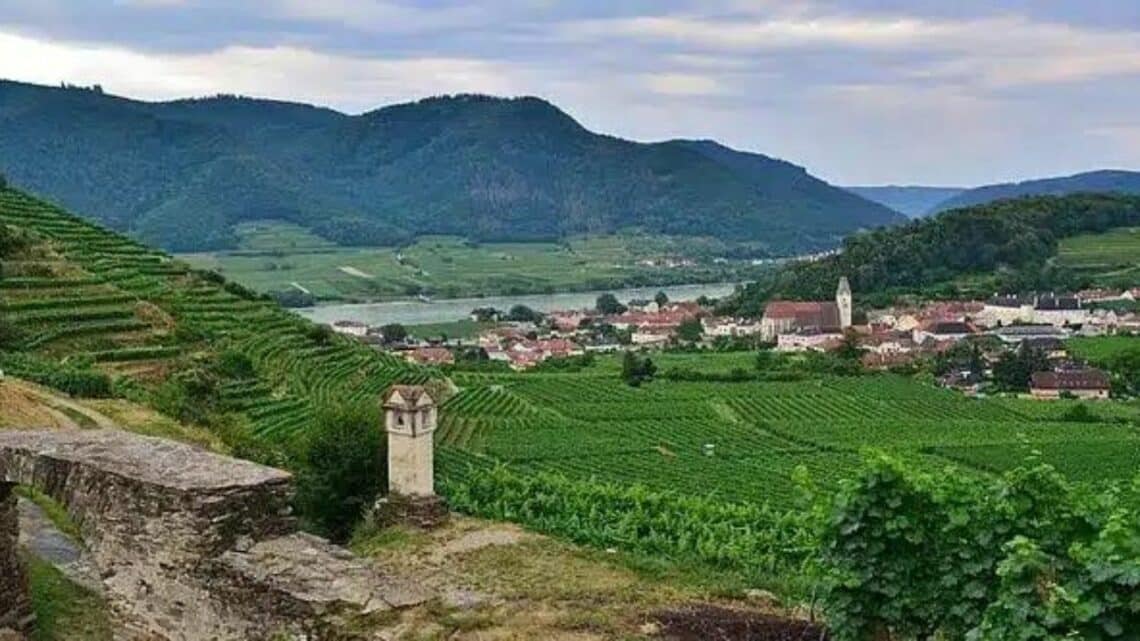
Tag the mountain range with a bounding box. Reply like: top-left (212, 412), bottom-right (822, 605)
top-left (843, 186), bottom-right (965, 218)
top-left (0, 80), bottom-right (903, 253)
top-left (849, 170), bottom-right (1140, 218)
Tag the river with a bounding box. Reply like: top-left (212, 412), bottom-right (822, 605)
top-left (294, 282), bottom-right (739, 326)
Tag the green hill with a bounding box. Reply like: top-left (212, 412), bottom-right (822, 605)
top-left (0, 186), bottom-right (432, 446)
top-left (727, 193), bottom-right (1140, 314)
top-left (0, 80), bottom-right (903, 253)
top-left (930, 169), bottom-right (1140, 214)
top-left (844, 185), bottom-right (965, 218)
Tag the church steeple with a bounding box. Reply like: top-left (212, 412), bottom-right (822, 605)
top-left (836, 277), bottom-right (852, 328)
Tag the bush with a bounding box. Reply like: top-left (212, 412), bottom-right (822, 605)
top-left (817, 455), bottom-right (1138, 641)
top-left (150, 367), bottom-right (219, 424)
top-left (294, 403), bottom-right (386, 542)
top-left (215, 349), bottom-right (256, 380)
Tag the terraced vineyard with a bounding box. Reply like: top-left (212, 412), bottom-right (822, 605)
top-left (4, 185), bottom-right (1140, 514)
top-left (0, 188), bottom-right (431, 441)
top-left (437, 371), bottom-right (1140, 508)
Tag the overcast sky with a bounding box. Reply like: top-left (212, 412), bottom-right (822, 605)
top-left (2, 1), bottom-right (1139, 186)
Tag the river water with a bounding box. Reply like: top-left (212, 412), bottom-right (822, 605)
top-left (294, 282), bottom-right (739, 326)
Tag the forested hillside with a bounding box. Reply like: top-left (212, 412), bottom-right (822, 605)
top-left (728, 193), bottom-right (1140, 314)
top-left (931, 169), bottom-right (1140, 213)
top-left (844, 185), bottom-right (965, 218)
top-left (0, 80), bottom-right (903, 253)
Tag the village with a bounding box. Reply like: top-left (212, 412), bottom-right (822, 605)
top-left (326, 280), bottom-right (1140, 400)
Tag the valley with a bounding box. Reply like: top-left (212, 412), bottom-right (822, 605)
top-left (178, 221), bottom-right (760, 303)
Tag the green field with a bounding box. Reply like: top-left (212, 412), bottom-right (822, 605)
top-left (436, 366), bottom-right (1140, 509)
top-left (177, 221), bottom-right (760, 302)
top-left (1058, 226), bottom-right (1140, 285)
top-left (1069, 335), bottom-right (1140, 362)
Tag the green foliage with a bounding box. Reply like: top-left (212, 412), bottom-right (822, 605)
top-left (379, 323), bottom-right (408, 343)
top-left (0, 352), bottom-right (113, 397)
top-left (442, 463), bottom-right (815, 581)
top-left (505, 304), bottom-right (543, 323)
top-left (215, 349), bottom-right (256, 380)
top-left (654, 290), bottom-right (669, 306)
top-left (993, 343), bottom-right (1049, 391)
top-left (150, 366), bottom-right (220, 425)
top-left (730, 194), bottom-right (1140, 314)
top-left (294, 403), bottom-right (386, 542)
top-left (595, 293), bottom-right (627, 315)
top-left (0, 81), bottom-right (900, 252)
top-left (818, 455), bottom-right (1139, 641)
top-left (621, 350), bottom-right (657, 386)
top-left (676, 317), bottom-right (703, 343)
top-left (268, 288), bottom-right (316, 308)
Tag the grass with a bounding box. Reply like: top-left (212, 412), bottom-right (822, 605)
top-left (177, 222), bottom-right (761, 302)
top-left (352, 516), bottom-right (771, 640)
top-left (26, 555), bottom-right (112, 641)
top-left (1069, 335), bottom-right (1140, 363)
top-left (16, 487), bottom-right (83, 542)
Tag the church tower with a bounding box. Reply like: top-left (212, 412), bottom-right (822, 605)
top-left (836, 277), bottom-right (852, 328)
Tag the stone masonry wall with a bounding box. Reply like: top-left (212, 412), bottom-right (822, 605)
top-left (0, 429), bottom-right (429, 641)
top-left (0, 483), bottom-right (34, 638)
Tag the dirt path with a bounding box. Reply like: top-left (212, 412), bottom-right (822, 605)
top-left (0, 378), bottom-right (117, 429)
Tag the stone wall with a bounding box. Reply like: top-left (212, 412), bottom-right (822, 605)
top-left (0, 484), bottom-right (33, 638)
top-left (0, 429), bottom-right (429, 641)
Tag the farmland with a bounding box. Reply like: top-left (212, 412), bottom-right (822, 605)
top-left (4, 185), bottom-right (1139, 510)
top-left (0, 189), bottom-right (433, 445)
top-left (437, 367), bottom-right (1140, 509)
top-left (177, 221), bottom-right (762, 302)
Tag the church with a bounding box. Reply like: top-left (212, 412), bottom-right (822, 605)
top-left (760, 277), bottom-right (852, 341)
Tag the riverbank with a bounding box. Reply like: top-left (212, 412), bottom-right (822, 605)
top-left (294, 282), bottom-right (739, 326)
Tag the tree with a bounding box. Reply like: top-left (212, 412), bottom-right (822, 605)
top-left (676, 317), bottom-right (703, 343)
top-left (470, 307), bottom-right (501, 322)
top-left (654, 291), bottom-right (669, 307)
top-left (755, 349), bottom-right (776, 372)
top-left (992, 344), bottom-right (1049, 391)
top-left (506, 305), bottom-right (543, 323)
top-left (380, 323), bottom-right (408, 343)
top-left (621, 351), bottom-right (657, 386)
top-left (595, 293), bottom-right (627, 315)
top-left (0, 171), bottom-right (7, 190)
top-left (835, 331), bottom-right (865, 362)
top-left (295, 403), bottom-right (385, 542)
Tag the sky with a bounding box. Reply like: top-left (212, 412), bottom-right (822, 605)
top-left (2, 1), bottom-right (1140, 186)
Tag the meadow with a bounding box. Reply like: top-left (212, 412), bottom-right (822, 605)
top-left (177, 221), bottom-right (759, 302)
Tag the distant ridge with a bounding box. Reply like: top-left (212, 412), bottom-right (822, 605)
top-left (930, 169), bottom-right (1140, 214)
top-left (844, 185), bottom-right (966, 218)
top-left (0, 79), bottom-right (903, 253)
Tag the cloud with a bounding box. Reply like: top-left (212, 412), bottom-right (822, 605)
top-left (0, 31), bottom-right (525, 111)
top-left (0, 2), bottom-right (1139, 185)
top-left (641, 72), bottom-right (723, 96)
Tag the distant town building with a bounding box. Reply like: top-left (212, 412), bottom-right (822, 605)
top-left (331, 320), bottom-right (369, 337)
top-left (912, 320), bottom-right (976, 345)
top-left (1030, 369), bottom-right (1111, 400)
top-left (404, 347), bottom-right (455, 366)
top-left (989, 324), bottom-right (1068, 344)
